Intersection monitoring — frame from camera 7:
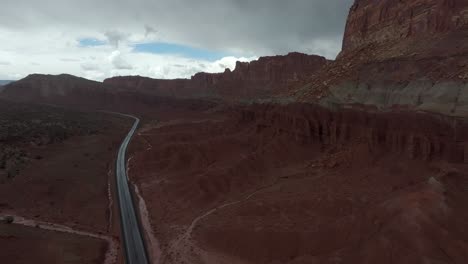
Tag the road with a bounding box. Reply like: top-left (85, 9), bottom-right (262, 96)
top-left (115, 114), bottom-right (149, 264)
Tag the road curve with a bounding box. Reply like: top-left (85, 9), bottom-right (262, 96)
top-left (115, 114), bottom-right (149, 264)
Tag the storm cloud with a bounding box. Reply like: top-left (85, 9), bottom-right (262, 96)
top-left (0, 0), bottom-right (353, 80)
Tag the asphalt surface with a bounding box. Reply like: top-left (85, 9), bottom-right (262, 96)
top-left (115, 114), bottom-right (149, 264)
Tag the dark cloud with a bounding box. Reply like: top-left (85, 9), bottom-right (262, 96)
top-left (144, 25), bottom-right (158, 38)
top-left (0, 0), bottom-right (353, 58)
top-left (104, 30), bottom-right (128, 48)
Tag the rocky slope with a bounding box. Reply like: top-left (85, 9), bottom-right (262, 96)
top-left (292, 0), bottom-right (468, 117)
top-left (342, 0), bottom-right (468, 52)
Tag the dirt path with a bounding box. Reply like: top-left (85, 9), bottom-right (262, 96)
top-left (161, 185), bottom-right (274, 263)
top-left (162, 139), bottom-right (286, 263)
top-left (0, 213), bottom-right (118, 264)
top-left (182, 188), bottom-right (264, 243)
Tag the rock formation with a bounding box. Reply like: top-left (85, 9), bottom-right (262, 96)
top-left (104, 52), bottom-right (328, 99)
top-left (342, 0), bottom-right (468, 53)
top-left (239, 103), bottom-right (468, 163)
top-left (1, 53), bottom-right (327, 106)
top-left (291, 0), bottom-right (468, 118)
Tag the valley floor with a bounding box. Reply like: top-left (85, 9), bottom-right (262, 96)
top-left (0, 102), bottom-right (133, 264)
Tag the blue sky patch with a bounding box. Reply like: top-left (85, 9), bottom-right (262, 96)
top-left (78, 38), bottom-right (107, 47)
top-left (132, 42), bottom-right (227, 61)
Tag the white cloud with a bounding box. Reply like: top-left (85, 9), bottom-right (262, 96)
top-left (109, 51), bottom-right (133, 70)
top-left (0, 27), bottom-right (255, 81)
top-left (0, 0), bottom-right (352, 81)
top-left (81, 62), bottom-right (100, 71)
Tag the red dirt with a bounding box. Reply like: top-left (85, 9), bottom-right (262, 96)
top-left (0, 115), bottom-right (131, 233)
top-left (0, 223), bottom-right (107, 264)
top-left (0, 103), bottom-right (134, 264)
top-left (0, 214), bottom-right (118, 264)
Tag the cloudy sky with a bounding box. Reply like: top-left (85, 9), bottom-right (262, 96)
top-left (0, 0), bottom-right (353, 81)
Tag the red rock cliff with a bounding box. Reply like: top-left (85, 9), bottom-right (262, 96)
top-left (239, 103), bottom-right (468, 163)
top-left (342, 0), bottom-right (468, 52)
top-left (105, 52), bottom-right (328, 99)
top-left (292, 0), bottom-right (468, 111)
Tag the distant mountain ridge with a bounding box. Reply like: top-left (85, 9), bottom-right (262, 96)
top-left (0, 53), bottom-right (328, 106)
top-left (0, 74), bottom-right (103, 102)
top-left (104, 52), bottom-right (328, 100)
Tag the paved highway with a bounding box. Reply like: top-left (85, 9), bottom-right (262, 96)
top-left (115, 114), bottom-right (149, 264)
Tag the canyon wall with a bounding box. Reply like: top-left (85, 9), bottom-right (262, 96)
top-left (324, 80), bottom-right (468, 117)
top-left (292, 0), bottom-right (468, 117)
top-left (239, 103), bottom-right (468, 163)
top-left (342, 0), bottom-right (468, 53)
